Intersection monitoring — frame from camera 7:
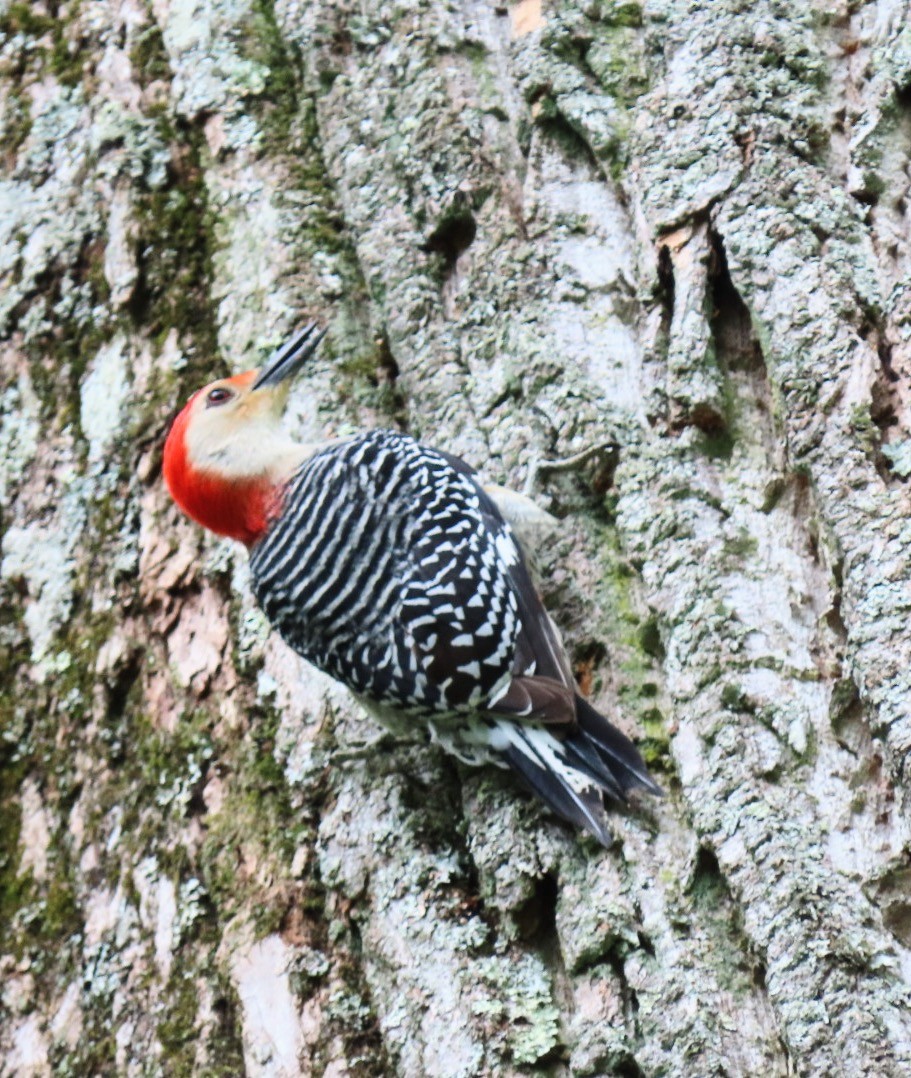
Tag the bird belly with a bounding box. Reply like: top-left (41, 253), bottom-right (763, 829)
top-left (427, 715), bottom-right (510, 769)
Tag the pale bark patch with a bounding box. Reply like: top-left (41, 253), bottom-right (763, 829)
top-left (103, 187), bottom-right (139, 308)
top-left (166, 586), bottom-right (229, 693)
top-left (4, 1015), bottom-right (50, 1078)
top-left (231, 933), bottom-right (304, 1078)
top-left (17, 780), bottom-right (51, 884)
top-left (134, 859), bottom-right (178, 982)
top-left (81, 336), bottom-right (131, 464)
top-left (511, 0), bottom-right (545, 38)
top-left (48, 982), bottom-right (82, 1052)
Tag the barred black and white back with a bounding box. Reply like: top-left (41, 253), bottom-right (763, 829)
top-left (250, 429), bottom-right (660, 844)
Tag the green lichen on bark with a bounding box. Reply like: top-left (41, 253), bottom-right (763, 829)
top-left (591, 521), bottom-right (672, 773)
top-left (0, 1), bottom-right (89, 87)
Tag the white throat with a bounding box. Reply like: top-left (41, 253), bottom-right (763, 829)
top-left (187, 419), bottom-right (311, 482)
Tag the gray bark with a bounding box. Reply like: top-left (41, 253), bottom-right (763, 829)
top-left (2, 0), bottom-right (911, 1074)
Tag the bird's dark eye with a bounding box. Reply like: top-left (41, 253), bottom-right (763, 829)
top-left (206, 387), bottom-right (233, 407)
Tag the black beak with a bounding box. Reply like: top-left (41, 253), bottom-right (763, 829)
top-left (251, 323), bottom-right (327, 391)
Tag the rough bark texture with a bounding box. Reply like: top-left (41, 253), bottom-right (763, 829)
top-left (3, 0), bottom-right (911, 1074)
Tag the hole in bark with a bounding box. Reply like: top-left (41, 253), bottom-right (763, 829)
top-left (734, 126), bottom-right (756, 166)
top-left (690, 402), bottom-right (728, 436)
top-left (638, 616), bottom-right (665, 661)
top-left (212, 995), bottom-right (231, 1022)
top-left (825, 587), bottom-right (846, 642)
top-left (807, 527), bottom-right (820, 566)
top-left (702, 228), bottom-right (785, 458)
top-left (862, 322), bottom-right (911, 482)
top-left (3, 573), bottom-right (29, 601)
top-left (185, 761), bottom-right (209, 818)
top-left (863, 331), bottom-right (903, 430)
top-left (514, 871), bottom-right (558, 942)
top-left (657, 242), bottom-right (674, 292)
top-left (656, 242), bottom-right (674, 358)
top-left (689, 846), bottom-right (729, 903)
top-left (613, 1058), bottom-right (647, 1078)
top-left (708, 230), bottom-right (764, 374)
top-left (327, 918), bottom-right (394, 1072)
top-left (424, 196), bottom-right (478, 320)
top-left (375, 330), bottom-right (400, 385)
top-left (106, 650), bottom-right (143, 719)
top-left (882, 900), bottom-right (911, 947)
top-left (895, 82), bottom-right (911, 111)
top-left (200, 994), bottom-right (244, 1065)
top-left (871, 377), bottom-right (898, 430)
top-left (851, 181), bottom-right (879, 207)
top-left (572, 640), bottom-right (607, 696)
top-left (878, 339), bottom-right (901, 384)
top-left (697, 426), bottom-right (735, 459)
top-left (873, 861), bottom-right (911, 947)
top-left (830, 679), bottom-right (867, 755)
top-left (423, 209), bottom-right (477, 267)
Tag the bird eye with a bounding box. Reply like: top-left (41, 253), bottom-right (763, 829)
top-left (206, 387), bottom-right (233, 407)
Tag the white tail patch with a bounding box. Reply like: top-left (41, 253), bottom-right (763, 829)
top-left (495, 721), bottom-right (591, 795)
top-left (428, 718), bottom-right (504, 768)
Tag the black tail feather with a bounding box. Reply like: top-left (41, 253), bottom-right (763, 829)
top-left (573, 695), bottom-right (663, 797)
top-left (501, 729), bottom-right (613, 847)
top-left (560, 736), bottom-right (627, 802)
top-left (497, 701), bottom-right (661, 846)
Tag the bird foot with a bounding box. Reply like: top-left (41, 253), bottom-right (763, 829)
top-left (330, 731), bottom-right (425, 764)
top-left (523, 442), bottom-right (619, 496)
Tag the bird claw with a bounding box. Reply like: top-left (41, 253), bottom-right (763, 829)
top-left (523, 442), bottom-right (619, 496)
top-left (330, 730), bottom-right (425, 764)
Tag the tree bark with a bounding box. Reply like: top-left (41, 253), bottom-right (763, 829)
top-left (3, 1), bottom-right (911, 1074)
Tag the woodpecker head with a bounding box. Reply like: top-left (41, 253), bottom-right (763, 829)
top-left (163, 324), bottom-right (325, 546)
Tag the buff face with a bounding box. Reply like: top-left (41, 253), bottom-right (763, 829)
top-left (162, 325), bottom-right (324, 544)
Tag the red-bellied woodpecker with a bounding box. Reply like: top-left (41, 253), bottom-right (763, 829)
top-left (163, 324), bottom-right (661, 844)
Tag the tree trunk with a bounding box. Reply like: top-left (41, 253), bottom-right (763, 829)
top-left (3, 1), bottom-right (911, 1074)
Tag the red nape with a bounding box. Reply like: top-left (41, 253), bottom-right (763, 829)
top-left (163, 402), bottom-right (282, 546)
